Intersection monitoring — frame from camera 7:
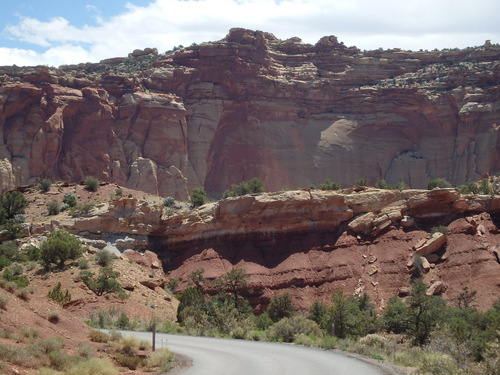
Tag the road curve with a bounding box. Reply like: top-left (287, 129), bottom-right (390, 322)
top-left (120, 331), bottom-right (400, 375)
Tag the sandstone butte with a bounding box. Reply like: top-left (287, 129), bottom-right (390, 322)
top-left (30, 186), bottom-right (500, 312)
top-left (1, 28), bottom-right (500, 199)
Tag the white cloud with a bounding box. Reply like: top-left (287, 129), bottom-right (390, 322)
top-left (1, 0), bottom-right (499, 67)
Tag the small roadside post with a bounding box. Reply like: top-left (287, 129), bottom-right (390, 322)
top-left (152, 323), bottom-right (156, 352)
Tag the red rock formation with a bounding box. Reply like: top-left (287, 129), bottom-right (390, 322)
top-left (147, 188), bottom-right (500, 312)
top-left (2, 28), bottom-right (500, 198)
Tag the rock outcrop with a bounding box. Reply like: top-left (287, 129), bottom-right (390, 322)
top-left (2, 28), bottom-right (500, 198)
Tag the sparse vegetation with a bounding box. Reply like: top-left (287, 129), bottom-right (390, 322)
top-left (189, 186), bottom-right (207, 207)
top-left (47, 282), bottom-right (71, 305)
top-left (40, 230), bottom-right (83, 269)
top-left (63, 193), bottom-right (77, 207)
top-left (430, 225), bottom-right (448, 235)
top-left (46, 200), bottom-right (60, 215)
top-left (79, 267), bottom-right (123, 296)
top-left (94, 250), bottom-right (115, 267)
top-left (375, 179), bottom-right (392, 190)
top-left (355, 177), bottom-right (368, 187)
top-left (427, 178), bottom-right (452, 190)
top-left (222, 177), bottom-right (266, 198)
top-left (319, 178), bottom-right (341, 191)
top-left (84, 176), bottom-right (100, 192)
top-left (39, 179), bottom-right (52, 193)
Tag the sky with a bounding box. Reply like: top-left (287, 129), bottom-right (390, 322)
top-left (0, 0), bottom-right (499, 67)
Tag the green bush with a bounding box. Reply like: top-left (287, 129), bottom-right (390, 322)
top-left (40, 231), bottom-right (83, 269)
top-left (266, 315), bottom-right (323, 343)
top-left (47, 282), bottom-right (71, 305)
top-left (84, 176), bottom-right (100, 192)
top-left (0, 191), bottom-right (28, 221)
top-left (63, 193), bottom-right (77, 208)
top-left (319, 179), bottom-right (341, 191)
top-left (89, 330), bottom-right (110, 343)
top-left (0, 293), bottom-right (8, 310)
top-left (95, 250), bottom-right (115, 267)
top-left (69, 203), bottom-right (94, 217)
top-left (164, 197), bottom-right (175, 207)
top-left (47, 200), bottom-right (60, 216)
top-left (394, 181), bottom-right (407, 191)
top-left (375, 179), bottom-right (392, 190)
top-left (190, 187), bottom-right (207, 207)
top-left (355, 177), bottom-right (368, 187)
top-left (479, 178), bottom-right (491, 194)
top-left (459, 181), bottom-right (478, 194)
top-left (39, 179), bottom-right (52, 193)
top-left (427, 178), bottom-right (452, 190)
top-left (79, 267), bottom-right (122, 296)
top-left (222, 177), bottom-right (266, 198)
top-left (267, 292), bottom-right (296, 322)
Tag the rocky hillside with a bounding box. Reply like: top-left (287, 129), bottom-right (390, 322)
top-left (19, 180), bottom-right (500, 313)
top-left (1, 28), bottom-right (500, 198)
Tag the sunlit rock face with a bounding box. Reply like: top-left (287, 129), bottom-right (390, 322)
top-left (1, 28), bottom-right (500, 198)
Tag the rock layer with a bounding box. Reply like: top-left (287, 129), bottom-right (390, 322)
top-left (1, 29), bottom-right (500, 198)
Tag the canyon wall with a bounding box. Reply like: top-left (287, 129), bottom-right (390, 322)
top-left (1, 29), bottom-right (500, 198)
top-left (35, 186), bottom-right (500, 312)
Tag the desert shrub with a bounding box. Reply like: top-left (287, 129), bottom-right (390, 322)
top-left (355, 177), bottom-right (368, 187)
top-left (79, 267), bottom-right (122, 296)
top-left (0, 191), bottom-right (28, 221)
top-left (177, 286), bottom-right (206, 323)
top-left (69, 203), bottom-right (94, 217)
top-left (417, 351), bottom-right (462, 375)
top-left (16, 287), bottom-right (30, 300)
top-left (266, 315), bottom-right (323, 343)
top-left (190, 187), bottom-right (207, 207)
top-left (459, 181), bottom-right (478, 194)
top-left (25, 245), bottom-right (42, 261)
top-left (116, 312), bottom-right (130, 329)
top-left (95, 250), bottom-right (115, 267)
top-left (375, 179), bottom-right (392, 190)
top-left (49, 350), bottom-right (71, 371)
top-left (394, 181), bottom-right (407, 191)
top-left (164, 196), bottom-right (175, 207)
top-left (254, 312), bottom-right (274, 330)
top-left (89, 330), bottom-right (110, 343)
top-left (46, 200), bottom-right (60, 216)
top-left (47, 282), bottom-right (71, 304)
top-left (40, 231), bottom-right (83, 269)
top-left (115, 188), bottom-right (123, 198)
top-left (38, 337), bottom-right (63, 353)
top-left (479, 178), bottom-right (491, 194)
top-left (0, 255), bottom-right (11, 270)
top-left (63, 193), bottom-right (77, 207)
top-left (39, 179), bottom-right (52, 193)
top-left (222, 177), bottom-right (266, 198)
top-left (145, 348), bottom-right (174, 372)
top-left (77, 258), bottom-right (89, 269)
top-left (427, 178), bottom-right (452, 190)
top-left (319, 179), bottom-right (341, 191)
top-left (75, 343), bottom-right (96, 359)
top-left (2, 265), bottom-right (29, 288)
top-left (84, 176), bottom-right (100, 192)
top-left (66, 357), bottom-right (117, 375)
top-left (115, 353), bottom-right (143, 370)
top-left (267, 292), bottom-right (296, 322)
top-left (481, 338), bottom-right (500, 375)
top-left (47, 311), bottom-right (60, 324)
top-left (0, 293), bottom-right (8, 309)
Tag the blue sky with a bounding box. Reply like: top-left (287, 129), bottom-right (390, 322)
top-left (1, 0), bottom-right (499, 67)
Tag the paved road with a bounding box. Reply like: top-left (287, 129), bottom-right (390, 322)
top-left (120, 331), bottom-right (400, 375)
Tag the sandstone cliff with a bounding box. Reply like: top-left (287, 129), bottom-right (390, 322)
top-left (26, 185), bottom-right (500, 312)
top-left (2, 29), bottom-right (500, 198)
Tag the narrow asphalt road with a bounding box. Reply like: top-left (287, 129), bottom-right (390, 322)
top-left (119, 331), bottom-right (401, 375)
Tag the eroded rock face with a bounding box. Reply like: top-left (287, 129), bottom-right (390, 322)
top-left (2, 28), bottom-right (500, 198)
top-left (150, 188), bottom-right (500, 312)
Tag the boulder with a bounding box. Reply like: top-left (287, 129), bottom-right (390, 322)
top-left (415, 233), bottom-right (447, 256)
top-left (426, 281), bottom-right (446, 296)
